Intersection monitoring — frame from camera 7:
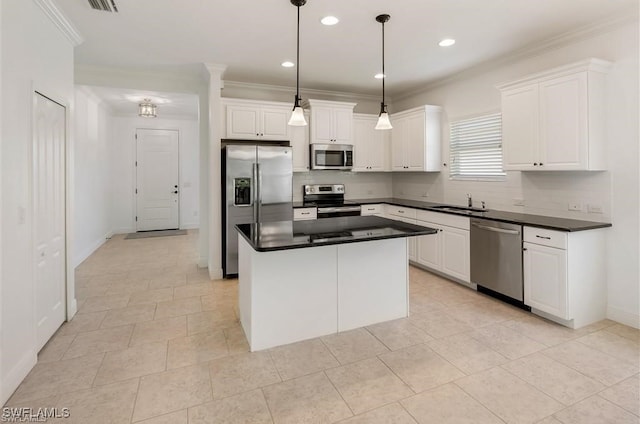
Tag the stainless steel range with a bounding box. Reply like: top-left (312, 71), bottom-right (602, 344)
top-left (303, 184), bottom-right (361, 218)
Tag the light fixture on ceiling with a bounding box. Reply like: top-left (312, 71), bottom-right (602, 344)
top-left (375, 14), bottom-right (392, 130)
top-left (281, 61), bottom-right (295, 68)
top-left (288, 0), bottom-right (308, 126)
top-left (138, 98), bottom-right (157, 118)
top-left (321, 16), bottom-right (339, 26)
top-left (439, 38), bottom-right (456, 47)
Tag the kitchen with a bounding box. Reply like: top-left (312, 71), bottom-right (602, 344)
top-left (1, 0), bottom-right (639, 422)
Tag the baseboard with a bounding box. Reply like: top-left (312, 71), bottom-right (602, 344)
top-left (180, 223), bottom-right (200, 230)
top-left (209, 267), bottom-right (223, 280)
top-left (112, 227), bottom-right (135, 235)
top-left (607, 305), bottom-right (640, 329)
top-left (66, 298), bottom-right (78, 321)
top-left (1, 349), bottom-right (37, 406)
top-left (409, 261), bottom-right (478, 291)
top-left (73, 230), bottom-right (112, 268)
top-left (198, 257), bottom-right (208, 268)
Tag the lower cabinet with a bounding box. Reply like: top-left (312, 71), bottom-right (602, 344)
top-left (416, 219), bottom-right (470, 283)
top-left (522, 226), bottom-right (607, 328)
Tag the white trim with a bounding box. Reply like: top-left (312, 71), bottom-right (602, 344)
top-left (209, 267), bottom-right (223, 280)
top-left (223, 80), bottom-right (383, 103)
top-left (607, 306), bottom-right (640, 329)
top-left (496, 58), bottom-right (613, 90)
top-left (392, 12), bottom-right (637, 101)
top-left (1, 350), bottom-right (37, 406)
top-left (32, 0), bottom-right (83, 46)
top-left (113, 227), bottom-right (136, 235)
top-left (73, 231), bottom-right (113, 268)
top-left (180, 223), bottom-right (200, 230)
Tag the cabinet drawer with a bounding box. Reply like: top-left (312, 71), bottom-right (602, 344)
top-left (293, 207), bottom-right (317, 221)
top-left (524, 226), bottom-right (567, 249)
top-left (385, 205), bottom-right (417, 220)
top-left (360, 204), bottom-right (383, 216)
top-left (416, 210), bottom-right (470, 230)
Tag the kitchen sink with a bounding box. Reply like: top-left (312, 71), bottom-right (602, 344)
top-left (430, 205), bottom-right (488, 213)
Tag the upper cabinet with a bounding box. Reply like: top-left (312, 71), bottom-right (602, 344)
top-left (223, 99), bottom-right (290, 140)
top-left (307, 99), bottom-right (356, 144)
top-left (290, 111), bottom-right (310, 172)
top-left (352, 114), bottom-right (390, 172)
top-left (498, 59), bottom-right (611, 171)
top-left (391, 105), bottom-right (442, 172)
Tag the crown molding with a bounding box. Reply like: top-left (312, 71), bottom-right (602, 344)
top-left (33, 0), bottom-right (84, 46)
top-left (393, 10), bottom-right (639, 102)
top-left (222, 80), bottom-right (384, 103)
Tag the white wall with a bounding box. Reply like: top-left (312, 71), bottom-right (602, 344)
top-left (110, 116), bottom-right (200, 233)
top-left (74, 88), bottom-right (112, 266)
top-left (391, 21), bottom-right (639, 327)
top-left (1, 0), bottom-right (75, 405)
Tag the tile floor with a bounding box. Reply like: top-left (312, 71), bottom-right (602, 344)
top-left (4, 231), bottom-right (639, 423)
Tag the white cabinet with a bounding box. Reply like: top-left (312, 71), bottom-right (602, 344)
top-left (224, 99), bottom-right (290, 140)
top-left (499, 59), bottom-right (611, 171)
top-left (384, 206), bottom-right (417, 261)
top-left (391, 105), bottom-right (442, 172)
top-left (307, 99), bottom-right (356, 144)
top-left (360, 204), bottom-right (384, 216)
top-left (293, 207), bottom-right (317, 221)
top-left (523, 226), bottom-right (607, 328)
top-left (290, 112), bottom-right (310, 172)
top-left (353, 114), bottom-right (390, 172)
top-left (415, 210), bottom-right (470, 283)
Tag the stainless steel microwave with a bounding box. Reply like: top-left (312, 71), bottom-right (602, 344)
top-left (310, 143), bottom-right (353, 170)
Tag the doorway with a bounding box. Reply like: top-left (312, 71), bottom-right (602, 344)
top-left (135, 128), bottom-right (180, 231)
top-left (33, 92), bottom-right (67, 351)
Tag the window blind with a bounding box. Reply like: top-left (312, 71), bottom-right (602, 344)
top-left (449, 112), bottom-right (505, 179)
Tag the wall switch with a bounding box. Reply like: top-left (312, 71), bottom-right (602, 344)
top-left (568, 202), bottom-right (583, 211)
top-left (587, 204), bottom-right (603, 214)
top-left (513, 198), bottom-right (524, 206)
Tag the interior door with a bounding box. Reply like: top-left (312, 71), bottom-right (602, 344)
top-left (33, 92), bottom-right (67, 351)
top-left (136, 129), bottom-right (180, 231)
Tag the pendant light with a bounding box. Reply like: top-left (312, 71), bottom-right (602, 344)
top-left (138, 98), bottom-right (157, 118)
top-left (288, 0), bottom-right (308, 126)
top-left (375, 14), bottom-right (392, 130)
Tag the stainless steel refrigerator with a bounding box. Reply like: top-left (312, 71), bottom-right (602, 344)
top-left (222, 145), bottom-right (293, 276)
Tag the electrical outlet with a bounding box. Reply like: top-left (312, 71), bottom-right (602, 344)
top-left (587, 204), bottom-right (603, 214)
top-left (568, 202), bottom-right (583, 212)
top-left (513, 198), bottom-right (524, 206)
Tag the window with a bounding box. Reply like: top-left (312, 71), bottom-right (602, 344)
top-left (449, 112), bottom-right (505, 180)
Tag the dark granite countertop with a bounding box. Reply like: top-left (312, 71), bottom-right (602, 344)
top-left (294, 198), bottom-right (611, 232)
top-left (236, 216), bottom-right (438, 252)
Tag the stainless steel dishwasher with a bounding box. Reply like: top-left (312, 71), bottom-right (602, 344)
top-left (470, 219), bottom-right (527, 306)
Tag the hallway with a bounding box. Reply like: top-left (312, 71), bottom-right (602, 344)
top-left (2, 231), bottom-right (638, 423)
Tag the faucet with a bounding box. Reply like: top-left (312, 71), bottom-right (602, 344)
top-left (467, 193), bottom-right (472, 208)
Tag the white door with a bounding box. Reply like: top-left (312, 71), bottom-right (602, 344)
top-left (502, 84), bottom-right (539, 170)
top-left (333, 108), bottom-right (353, 143)
top-left (416, 221), bottom-right (441, 270)
top-left (407, 112), bottom-right (426, 170)
top-left (524, 242), bottom-right (569, 319)
top-left (391, 117), bottom-right (406, 170)
top-left (260, 107), bottom-right (289, 140)
top-left (226, 105), bottom-right (260, 139)
top-left (136, 129), bottom-right (180, 231)
top-left (441, 226), bottom-right (470, 283)
top-left (33, 92), bottom-right (66, 351)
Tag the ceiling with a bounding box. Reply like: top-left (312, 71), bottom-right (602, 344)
top-left (57, 0), bottom-right (636, 114)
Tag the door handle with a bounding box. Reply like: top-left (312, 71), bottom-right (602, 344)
top-left (471, 222), bottom-right (520, 235)
top-left (173, 190), bottom-right (179, 194)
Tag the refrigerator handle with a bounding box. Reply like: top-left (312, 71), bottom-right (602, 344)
top-left (253, 162), bottom-right (261, 222)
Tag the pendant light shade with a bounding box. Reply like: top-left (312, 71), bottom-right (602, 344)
top-left (138, 99), bottom-right (157, 118)
top-left (288, 0), bottom-right (308, 126)
top-left (375, 14), bottom-right (392, 130)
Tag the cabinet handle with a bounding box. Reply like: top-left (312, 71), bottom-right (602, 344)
top-left (523, 247), bottom-right (528, 251)
top-left (301, 212), bottom-right (310, 215)
top-left (398, 210), bottom-right (404, 214)
top-left (533, 162), bottom-right (538, 166)
top-left (535, 235), bottom-right (551, 240)
top-left (539, 162), bottom-right (543, 166)
top-left (256, 133), bottom-right (259, 136)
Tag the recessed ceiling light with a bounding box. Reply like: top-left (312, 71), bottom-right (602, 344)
top-left (281, 61), bottom-right (295, 68)
top-left (321, 16), bottom-right (339, 26)
top-left (374, 73), bottom-right (386, 79)
top-left (439, 38), bottom-right (456, 47)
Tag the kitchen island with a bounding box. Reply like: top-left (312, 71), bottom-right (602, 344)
top-left (236, 216), bottom-right (437, 351)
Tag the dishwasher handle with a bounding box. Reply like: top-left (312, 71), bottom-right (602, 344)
top-left (471, 222), bottom-right (520, 235)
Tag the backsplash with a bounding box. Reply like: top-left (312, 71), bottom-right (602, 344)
top-left (392, 171), bottom-right (611, 221)
top-left (293, 171), bottom-right (392, 202)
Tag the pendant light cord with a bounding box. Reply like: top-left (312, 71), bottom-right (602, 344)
top-left (381, 19), bottom-right (385, 107)
top-left (295, 4), bottom-right (301, 105)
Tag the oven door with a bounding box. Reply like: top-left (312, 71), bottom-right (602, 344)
top-left (317, 206), bottom-right (361, 218)
top-left (310, 144), bottom-right (353, 170)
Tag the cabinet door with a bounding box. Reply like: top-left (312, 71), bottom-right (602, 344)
top-left (406, 112), bottom-right (426, 170)
top-left (261, 108), bottom-right (290, 140)
top-left (333, 108), bottom-right (353, 144)
top-left (391, 117), bottom-right (406, 170)
top-left (226, 105), bottom-right (260, 139)
top-left (369, 125), bottom-right (389, 171)
top-left (441, 226), bottom-right (470, 283)
top-left (502, 85), bottom-right (539, 170)
top-left (290, 112), bottom-right (310, 172)
top-left (524, 242), bottom-right (569, 319)
top-left (538, 73), bottom-right (588, 170)
top-left (416, 221), bottom-right (441, 270)
top-left (396, 216), bottom-right (417, 261)
top-left (353, 117), bottom-right (372, 171)
top-left (311, 106), bottom-right (334, 143)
